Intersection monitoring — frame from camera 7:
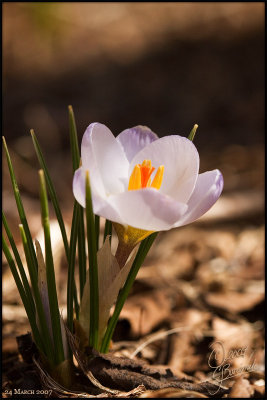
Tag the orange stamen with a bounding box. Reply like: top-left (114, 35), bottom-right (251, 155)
top-left (128, 159), bottom-right (164, 191)
top-left (140, 159), bottom-right (155, 188)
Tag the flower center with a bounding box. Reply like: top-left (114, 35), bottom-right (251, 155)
top-left (128, 159), bottom-right (164, 191)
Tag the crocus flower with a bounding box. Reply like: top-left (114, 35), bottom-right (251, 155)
top-left (73, 123), bottom-right (223, 247)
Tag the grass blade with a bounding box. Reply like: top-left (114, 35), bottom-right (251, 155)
top-left (95, 215), bottom-right (100, 251)
top-left (67, 201), bottom-right (79, 332)
top-left (19, 224), bottom-right (54, 362)
top-left (103, 219), bottom-right (112, 244)
top-left (2, 211), bottom-right (35, 317)
top-left (31, 129), bottom-right (80, 318)
top-left (2, 236), bottom-right (44, 353)
top-left (100, 232), bottom-right (158, 353)
top-left (74, 281), bottom-right (80, 319)
top-left (68, 105), bottom-right (80, 172)
top-left (85, 171), bottom-right (99, 349)
top-left (188, 124), bottom-right (198, 141)
top-left (39, 170), bottom-right (65, 364)
top-left (30, 130), bottom-right (69, 260)
top-left (3, 137), bottom-right (38, 273)
top-left (77, 206), bottom-right (86, 300)
top-left (68, 105), bottom-right (87, 301)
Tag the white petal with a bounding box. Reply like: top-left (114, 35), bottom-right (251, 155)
top-left (116, 125), bottom-right (158, 162)
top-left (130, 135), bottom-right (199, 203)
top-left (174, 169), bottom-right (224, 227)
top-left (73, 166), bottom-right (108, 208)
top-left (73, 167), bottom-right (121, 224)
top-left (73, 167), bottom-right (86, 207)
top-left (81, 123), bottom-right (129, 195)
top-left (105, 189), bottom-right (188, 231)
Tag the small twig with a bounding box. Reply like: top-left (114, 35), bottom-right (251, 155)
top-left (130, 326), bottom-right (191, 359)
top-left (33, 355), bottom-right (95, 398)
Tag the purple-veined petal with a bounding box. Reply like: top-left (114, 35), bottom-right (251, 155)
top-left (116, 125), bottom-right (158, 162)
top-left (130, 135), bottom-right (199, 204)
top-left (104, 189), bottom-right (188, 231)
top-left (81, 123), bottom-right (129, 195)
top-left (174, 169), bottom-right (224, 227)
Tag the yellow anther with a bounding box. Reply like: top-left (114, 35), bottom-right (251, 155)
top-left (128, 164), bottom-right (141, 190)
top-left (128, 160), bottom-right (164, 191)
top-left (151, 165), bottom-right (164, 190)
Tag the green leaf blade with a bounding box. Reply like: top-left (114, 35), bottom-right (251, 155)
top-left (30, 130), bottom-right (69, 261)
top-left (67, 201), bottom-right (79, 331)
top-left (31, 128), bottom-right (80, 324)
top-left (104, 219), bottom-right (112, 245)
top-left (19, 224), bottom-right (55, 362)
top-left (2, 211), bottom-right (36, 317)
top-left (39, 170), bottom-right (65, 364)
top-left (68, 105), bottom-right (80, 172)
top-left (85, 171), bottom-right (99, 349)
top-left (2, 236), bottom-right (44, 352)
top-left (68, 105), bottom-right (86, 305)
top-left (188, 124), bottom-right (198, 142)
top-left (3, 137), bottom-right (39, 274)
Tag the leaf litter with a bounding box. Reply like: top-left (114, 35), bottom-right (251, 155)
top-left (2, 143), bottom-right (265, 398)
top-left (3, 217), bottom-right (264, 398)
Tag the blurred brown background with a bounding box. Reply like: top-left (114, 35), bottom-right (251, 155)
top-left (2, 0), bottom-right (265, 320)
top-left (3, 3), bottom-right (264, 145)
top-left (3, 3), bottom-right (264, 208)
top-left (3, 1), bottom-right (265, 289)
top-left (2, 4), bottom-right (265, 394)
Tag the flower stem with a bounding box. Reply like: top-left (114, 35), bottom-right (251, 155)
top-left (115, 241), bottom-right (135, 269)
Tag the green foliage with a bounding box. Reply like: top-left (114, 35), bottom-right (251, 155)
top-left (3, 106), bottom-right (158, 365)
top-left (85, 172), bottom-right (99, 349)
top-left (188, 124), bottom-right (198, 142)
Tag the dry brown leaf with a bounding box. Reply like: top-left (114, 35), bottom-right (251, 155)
top-left (229, 377), bottom-right (254, 398)
top-left (210, 317), bottom-right (261, 371)
top-left (205, 291), bottom-right (264, 314)
top-left (168, 309), bottom-right (211, 374)
top-left (252, 379), bottom-right (265, 396)
top-left (118, 289), bottom-right (172, 338)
